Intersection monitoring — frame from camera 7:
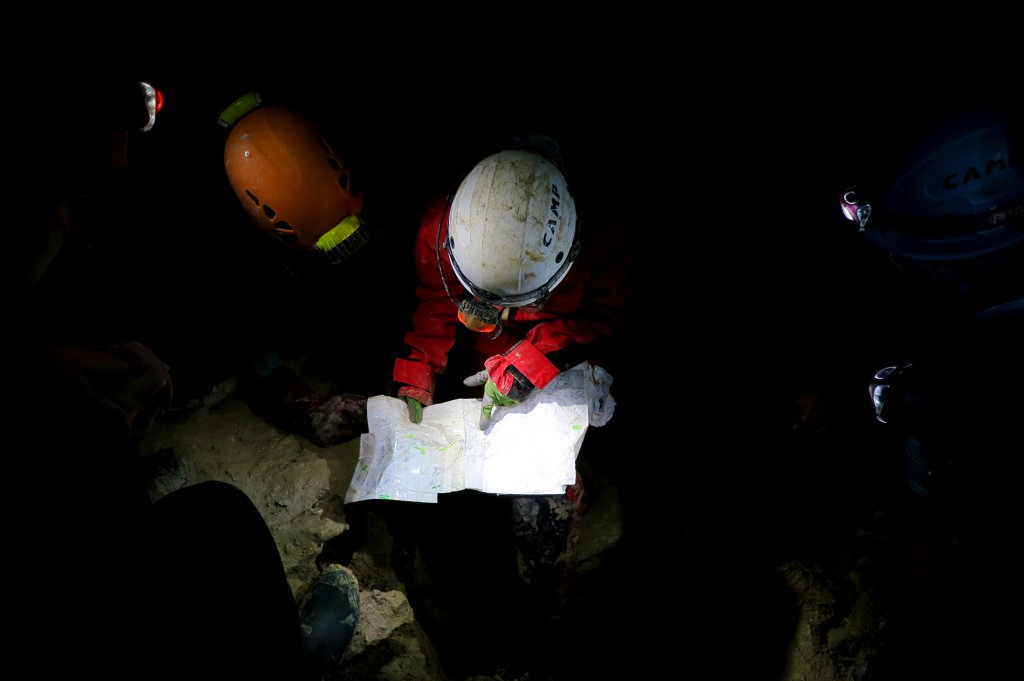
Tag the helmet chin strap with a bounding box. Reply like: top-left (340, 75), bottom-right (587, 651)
top-left (437, 204), bottom-right (515, 339)
top-left (436, 192), bottom-right (462, 310)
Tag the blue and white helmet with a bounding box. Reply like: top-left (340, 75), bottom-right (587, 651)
top-left (840, 107), bottom-right (1023, 263)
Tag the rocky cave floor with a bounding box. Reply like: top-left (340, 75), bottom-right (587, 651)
top-left (136, 369), bottom-right (998, 681)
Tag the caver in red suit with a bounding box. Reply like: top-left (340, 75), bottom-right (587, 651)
top-left (392, 145), bottom-right (628, 421)
top-left (389, 138), bottom-right (630, 620)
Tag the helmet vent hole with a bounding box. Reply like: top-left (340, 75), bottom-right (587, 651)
top-left (244, 189), bottom-right (261, 206)
top-left (327, 157), bottom-right (341, 172)
top-left (275, 222), bottom-right (297, 244)
top-left (555, 251), bottom-right (564, 264)
top-left (262, 205), bottom-right (276, 220)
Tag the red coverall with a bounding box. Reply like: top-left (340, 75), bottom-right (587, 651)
top-left (392, 189), bottom-right (628, 405)
top-left (390, 184), bottom-right (630, 611)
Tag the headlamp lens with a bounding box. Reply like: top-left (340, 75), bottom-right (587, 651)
top-left (458, 299), bottom-right (501, 333)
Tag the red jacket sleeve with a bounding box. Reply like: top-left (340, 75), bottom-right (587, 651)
top-left (477, 221), bottom-right (630, 398)
top-left (517, 217), bottom-right (631, 369)
top-left (394, 192), bottom-right (631, 404)
top-left (392, 191), bottom-right (463, 405)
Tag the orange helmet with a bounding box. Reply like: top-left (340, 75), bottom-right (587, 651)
top-left (221, 93), bottom-right (367, 262)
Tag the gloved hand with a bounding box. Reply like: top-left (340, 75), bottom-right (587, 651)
top-left (393, 358), bottom-right (433, 424)
top-left (403, 396), bottom-right (423, 424)
top-left (464, 341), bottom-right (562, 430)
top-left (464, 370), bottom-right (519, 430)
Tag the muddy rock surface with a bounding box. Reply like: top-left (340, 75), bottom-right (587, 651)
top-left (134, 368), bottom-right (965, 681)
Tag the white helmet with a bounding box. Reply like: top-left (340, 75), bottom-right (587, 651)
top-left (446, 149), bottom-right (579, 307)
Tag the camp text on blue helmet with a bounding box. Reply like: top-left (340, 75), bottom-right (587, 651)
top-left (218, 93), bottom-right (367, 264)
top-left (444, 149), bottom-right (580, 334)
top-left (839, 107), bottom-right (1023, 262)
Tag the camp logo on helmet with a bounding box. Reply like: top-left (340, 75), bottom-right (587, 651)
top-left (941, 153), bottom-right (1016, 190)
top-left (545, 184), bottom-right (564, 248)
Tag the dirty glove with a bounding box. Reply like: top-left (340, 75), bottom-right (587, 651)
top-left (485, 340), bottom-right (561, 400)
top-left (465, 340), bottom-right (563, 429)
top-left (393, 358), bottom-right (433, 424)
top-left (464, 340), bottom-right (563, 429)
top-left (403, 396), bottom-right (423, 424)
top-left (463, 370), bottom-right (519, 429)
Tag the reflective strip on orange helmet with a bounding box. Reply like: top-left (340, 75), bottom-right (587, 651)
top-left (217, 92), bottom-right (262, 129)
top-left (315, 215), bottom-right (369, 264)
